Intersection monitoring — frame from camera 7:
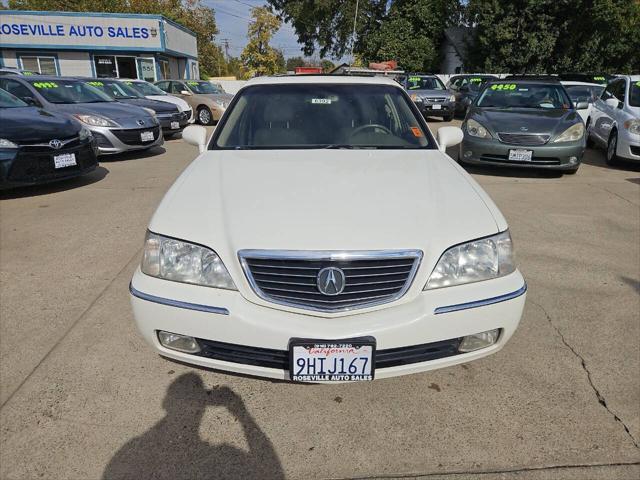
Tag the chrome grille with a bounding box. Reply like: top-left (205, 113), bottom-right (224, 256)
top-left (425, 97), bottom-right (446, 103)
top-left (497, 133), bottom-right (550, 146)
top-left (238, 250), bottom-right (422, 313)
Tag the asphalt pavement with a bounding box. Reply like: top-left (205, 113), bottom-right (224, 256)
top-left (1, 120), bottom-right (638, 479)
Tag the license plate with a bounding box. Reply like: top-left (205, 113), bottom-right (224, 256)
top-left (170, 121), bottom-right (180, 130)
top-left (140, 131), bottom-right (154, 142)
top-left (53, 152), bottom-right (76, 169)
top-left (431, 104), bottom-right (442, 110)
top-left (290, 337), bottom-right (375, 382)
top-left (508, 149), bottom-right (533, 161)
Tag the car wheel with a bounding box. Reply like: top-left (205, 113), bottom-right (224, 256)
top-left (606, 129), bottom-right (619, 166)
top-left (197, 106), bottom-right (213, 125)
top-left (585, 119), bottom-right (594, 147)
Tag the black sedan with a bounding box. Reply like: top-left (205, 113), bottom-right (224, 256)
top-left (0, 88), bottom-right (98, 189)
top-left (79, 78), bottom-right (189, 137)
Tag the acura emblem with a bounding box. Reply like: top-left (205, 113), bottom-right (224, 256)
top-left (520, 126), bottom-right (528, 131)
top-left (317, 267), bottom-right (346, 296)
top-left (137, 119), bottom-right (145, 126)
top-left (49, 139), bottom-right (62, 149)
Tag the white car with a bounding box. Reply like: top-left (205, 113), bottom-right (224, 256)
top-left (561, 81), bottom-right (605, 124)
top-left (130, 75), bottom-right (526, 382)
top-left (123, 79), bottom-right (194, 123)
top-left (588, 75), bottom-right (640, 164)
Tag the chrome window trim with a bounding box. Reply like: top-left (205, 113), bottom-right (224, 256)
top-left (238, 249), bottom-right (423, 313)
top-left (434, 283), bottom-right (527, 314)
top-left (129, 283), bottom-right (229, 315)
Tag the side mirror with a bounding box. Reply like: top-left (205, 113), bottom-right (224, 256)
top-left (576, 101), bottom-right (589, 110)
top-left (182, 125), bottom-right (208, 154)
top-left (23, 96), bottom-right (38, 106)
top-left (605, 98), bottom-right (620, 108)
top-left (180, 90), bottom-right (192, 96)
top-left (437, 126), bottom-right (464, 152)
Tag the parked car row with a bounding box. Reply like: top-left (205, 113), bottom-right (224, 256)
top-left (0, 72), bottom-right (235, 189)
top-left (403, 73), bottom-right (639, 174)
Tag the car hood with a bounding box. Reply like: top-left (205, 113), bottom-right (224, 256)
top-left (145, 95), bottom-right (191, 112)
top-left (53, 102), bottom-right (156, 128)
top-left (149, 150), bottom-right (504, 298)
top-left (117, 97), bottom-right (179, 114)
top-left (1, 106), bottom-right (81, 143)
top-left (469, 107), bottom-right (581, 136)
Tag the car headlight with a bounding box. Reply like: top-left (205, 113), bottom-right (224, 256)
top-left (449, 95), bottom-right (456, 102)
top-left (0, 138), bottom-right (19, 148)
top-left (410, 93), bottom-right (422, 102)
top-left (78, 127), bottom-right (92, 141)
top-left (623, 119), bottom-right (640, 135)
top-left (73, 114), bottom-right (118, 128)
top-left (425, 230), bottom-right (515, 289)
top-left (553, 123), bottom-right (584, 143)
top-left (466, 118), bottom-right (492, 139)
top-left (141, 231), bottom-right (236, 290)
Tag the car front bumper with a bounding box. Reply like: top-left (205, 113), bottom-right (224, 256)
top-left (89, 125), bottom-right (164, 155)
top-left (415, 100), bottom-right (455, 118)
top-left (617, 129), bottom-right (640, 162)
top-left (130, 267), bottom-right (526, 381)
top-left (460, 135), bottom-right (585, 170)
top-left (157, 113), bottom-right (190, 133)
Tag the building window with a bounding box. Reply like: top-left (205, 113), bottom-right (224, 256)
top-left (136, 58), bottom-right (156, 82)
top-left (94, 56), bottom-right (117, 77)
top-left (19, 56), bottom-right (58, 75)
top-left (159, 59), bottom-right (170, 80)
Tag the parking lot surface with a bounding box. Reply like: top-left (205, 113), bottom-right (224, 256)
top-left (1, 120), bottom-right (639, 479)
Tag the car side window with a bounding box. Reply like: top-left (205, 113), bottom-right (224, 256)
top-left (156, 81), bottom-right (170, 92)
top-left (602, 80), bottom-right (624, 102)
top-left (0, 79), bottom-right (34, 102)
top-left (170, 82), bottom-right (184, 94)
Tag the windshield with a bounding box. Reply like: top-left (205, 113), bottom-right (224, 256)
top-left (28, 79), bottom-right (114, 104)
top-left (214, 84), bottom-right (432, 150)
top-left (465, 77), bottom-right (494, 92)
top-left (126, 81), bottom-right (166, 96)
top-left (0, 88), bottom-right (28, 108)
top-left (83, 80), bottom-right (143, 99)
top-left (186, 81), bottom-right (221, 94)
top-left (405, 76), bottom-right (445, 91)
top-left (630, 81), bottom-right (640, 107)
top-left (563, 84), bottom-right (605, 103)
top-left (477, 83), bottom-right (571, 109)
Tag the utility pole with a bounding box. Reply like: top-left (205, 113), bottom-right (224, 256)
top-left (350, 0), bottom-right (359, 65)
top-left (221, 38), bottom-right (230, 60)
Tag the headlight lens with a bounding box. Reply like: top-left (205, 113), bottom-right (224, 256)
top-left (466, 118), bottom-right (492, 139)
top-left (73, 114), bottom-right (118, 127)
top-left (141, 231), bottom-right (236, 290)
top-left (553, 123), bottom-right (584, 143)
top-left (0, 138), bottom-right (19, 148)
top-left (425, 230), bottom-right (515, 289)
top-left (623, 119), bottom-right (640, 135)
top-left (449, 95), bottom-right (456, 102)
top-left (78, 127), bottom-right (92, 141)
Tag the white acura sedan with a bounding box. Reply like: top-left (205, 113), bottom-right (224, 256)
top-left (130, 75), bottom-right (526, 382)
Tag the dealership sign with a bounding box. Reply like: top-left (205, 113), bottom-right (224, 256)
top-left (0, 13), bottom-right (163, 50)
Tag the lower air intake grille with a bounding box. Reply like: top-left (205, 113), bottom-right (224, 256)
top-left (239, 250), bottom-right (422, 312)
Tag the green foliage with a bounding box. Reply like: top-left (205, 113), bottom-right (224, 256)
top-left (285, 56), bottom-right (306, 71)
top-left (320, 59), bottom-right (335, 72)
top-left (240, 6), bottom-right (283, 77)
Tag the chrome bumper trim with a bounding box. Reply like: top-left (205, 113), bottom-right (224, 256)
top-left (434, 283), bottom-right (527, 314)
top-left (129, 283), bottom-right (230, 315)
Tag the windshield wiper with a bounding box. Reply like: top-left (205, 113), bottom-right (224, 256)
top-left (322, 144), bottom-right (358, 149)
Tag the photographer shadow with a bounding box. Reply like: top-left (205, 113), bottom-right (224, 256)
top-left (103, 373), bottom-right (285, 480)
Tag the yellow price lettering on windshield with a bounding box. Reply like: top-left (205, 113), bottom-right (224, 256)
top-left (593, 76), bottom-right (605, 81)
top-left (87, 81), bottom-right (104, 87)
top-left (123, 81), bottom-right (133, 85)
top-left (33, 82), bottom-right (58, 88)
top-left (636, 81), bottom-right (640, 87)
top-left (22, 71), bottom-right (34, 76)
top-left (490, 83), bottom-right (517, 91)
top-left (187, 81), bottom-right (199, 86)
top-left (470, 77), bottom-right (483, 82)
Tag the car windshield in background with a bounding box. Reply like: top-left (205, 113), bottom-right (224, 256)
top-left (215, 84), bottom-right (431, 150)
top-left (466, 77), bottom-right (493, 91)
top-left (84, 80), bottom-right (142, 99)
top-left (126, 81), bottom-right (166, 96)
top-left (186, 81), bottom-right (221, 94)
top-left (27, 79), bottom-right (114, 104)
top-left (477, 83), bottom-right (571, 109)
top-left (0, 88), bottom-right (28, 108)
top-left (630, 81), bottom-right (640, 107)
top-left (406, 76), bottom-right (445, 90)
top-left (564, 84), bottom-right (605, 103)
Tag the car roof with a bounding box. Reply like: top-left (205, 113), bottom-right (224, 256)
top-left (560, 81), bottom-right (604, 87)
top-left (245, 74), bottom-right (399, 87)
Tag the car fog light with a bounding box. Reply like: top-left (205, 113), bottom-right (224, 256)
top-left (464, 150), bottom-right (473, 158)
top-left (458, 329), bottom-right (500, 353)
top-left (158, 331), bottom-right (201, 353)
top-left (569, 156), bottom-right (577, 164)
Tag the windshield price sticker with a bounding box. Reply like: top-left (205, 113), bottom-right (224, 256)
top-left (87, 81), bottom-right (104, 87)
top-left (290, 338), bottom-right (375, 382)
top-left (311, 98), bottom-right (332, 104)
top-left (470, 77), bottom-right (483, 82)
top-left (410, 126), bottom-right (423, 137)
top-left (636, 81), bottom-right (640, 87)
top-left (187, 81), bottom-right (199, 86)
top-left (593, 76), bottom-right (606, 81)
top-left (33, 81), bottom-right (58, 89)
top-left (490, 83), bottom-right (517, 91)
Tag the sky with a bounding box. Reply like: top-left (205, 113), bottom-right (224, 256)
top-left (204, 0), bottom-right (308, 60)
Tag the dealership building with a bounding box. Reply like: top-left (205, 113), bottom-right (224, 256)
top-left (0, 10), bottom-right (199, 81)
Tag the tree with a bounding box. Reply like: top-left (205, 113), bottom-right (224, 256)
top-left (320, 59), bottom-right (335, 72)
top-left (285, 56), bottom-right (306, 71)
top-left (240, 6), bottom-right (283, 77)
top-left (275, 49), bottom-right (287, 73)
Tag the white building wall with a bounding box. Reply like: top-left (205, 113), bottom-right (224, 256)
top-left (164, 22), bottom-right (198, 58)
top-left (57, 51), bottom-right (92, 77)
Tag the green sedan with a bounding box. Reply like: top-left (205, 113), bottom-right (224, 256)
top-left (459, 78), bottom-right (587, 174)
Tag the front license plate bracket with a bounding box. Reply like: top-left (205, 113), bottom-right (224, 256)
top-left (289, 336), bottom-right (376, 382)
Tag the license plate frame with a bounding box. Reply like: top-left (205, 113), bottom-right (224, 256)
top-left (170, 121), bottom-right (180, 130)
top-left (508, 149), bottom-right (533, 162)
top-left (289, 337), bottom-right (376, 382)
top-left (140, 131), bottom-right (154, 142)
top-left (53, 152), bottom-right (76, 169)
top-left (431, 104), bottom-right (442, 110)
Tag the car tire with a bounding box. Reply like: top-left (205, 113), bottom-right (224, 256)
top-left (585, 119), bottom-right (595, 147)
top-left (443, 113), bottom-right (454, 122)
top-left (606, 129), bottom-right (620, 166)
top-left (197, 106), bottom-right (213, 126)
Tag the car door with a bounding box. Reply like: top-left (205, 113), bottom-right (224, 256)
top-left (592, 80), bottom-right (623, 144)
